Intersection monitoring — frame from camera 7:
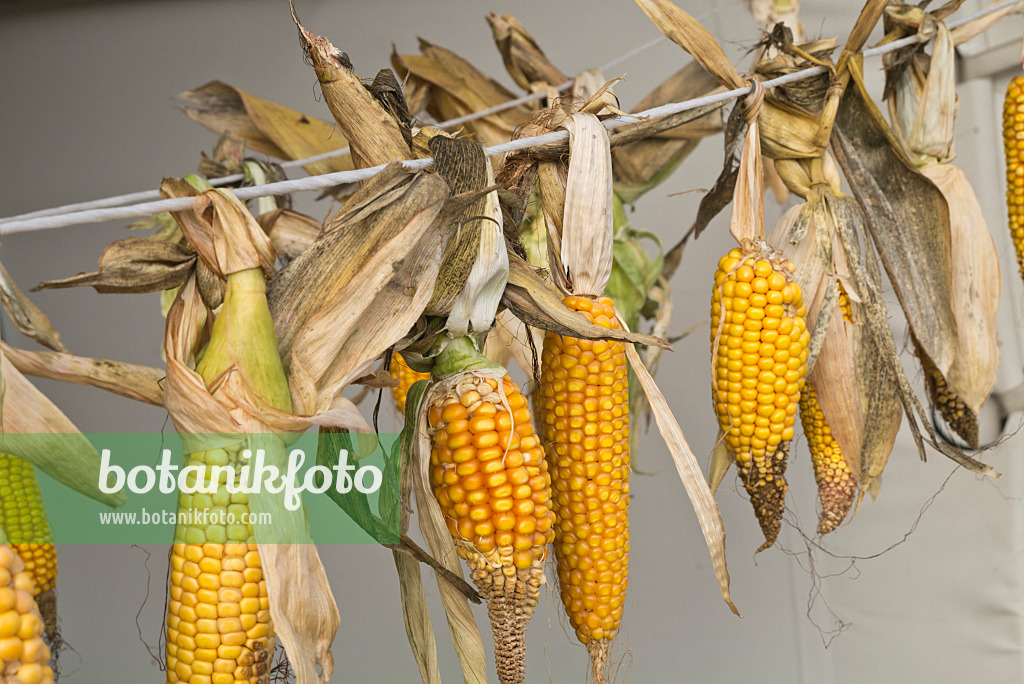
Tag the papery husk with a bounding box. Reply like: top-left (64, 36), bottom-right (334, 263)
top-left (832, 55), bottom-right (958, 377)
top-left (387, 380), bottom-right (442, 684)
top-left (1, 341), bottom-right (164, 407)
top-left (503, 254), bottom-right (666, 348)
top-left (392, 40), bottom-right (534, 147)
top-left (826, 187), bottom-right (991, 478)
top-left (729, 87), bottom-right (767, 244)
top-left (483, 308), bottom-right (541, 383)
top-left (267, 165), bottom-right (471, 403)
top-left (612, 61), bottom-right (723, 202)
top-left (0, 259), bottom-right (65, 352)
top-left (558, 113), bottom-right (614, 296)
top-left (487, 13), bottom-right (567, 91)
top-left (292, 8), bottom-right (411, 170)
top-left (950, 0), bottom-right (1024, 46)
top-left (0, 345), bottom-right (126, 508)
top-left (35, 237), bottom-right (196, 295)
top-left (258, 208), bottom-right (321, 261)
top-left (410, 379), bottom-right (489, 684)
top-left (176, 80), bottom-right (353, 176)
top-left (622, 322), bottom-right (738, 615)
top-left (424, 136), bottom-right (508, 335)
top-left (884, 16), bottom-right (1000, 441)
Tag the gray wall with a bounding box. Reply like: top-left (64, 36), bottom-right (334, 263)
top-left (2, 1), bottom-right (1023, 682)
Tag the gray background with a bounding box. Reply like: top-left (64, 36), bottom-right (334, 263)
top-left (2, 0), bottom-right (1024, 682)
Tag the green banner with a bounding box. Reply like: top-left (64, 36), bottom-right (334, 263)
top-left (0, 432), bottom-right (401, 545)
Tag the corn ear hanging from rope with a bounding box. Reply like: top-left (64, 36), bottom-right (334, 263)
top-left (427, 337), bottom-right (554, 684)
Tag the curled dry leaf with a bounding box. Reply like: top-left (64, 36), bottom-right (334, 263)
top-left (292, 7), bottom-right (411, 170)
top-left (832, 56), bottom-right (958, 377)
top-left (176, 80), bottom-right (354, 176)
top-left (487, 12), bottom-right (568, 91)
top-left (257, 208), bottom-right (321, 260)
top-left (0, 259), bottom-right (66, 352)
top-left (0, 345), bottom-right (126, 508)
top-left (1, 341), bottom-right (164, 407)
top-left (34, 238), bottom-right (196, 294)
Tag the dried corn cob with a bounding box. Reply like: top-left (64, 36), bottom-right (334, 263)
top-left (915, 342), bottom-right (978, 449)
top-left (0, 542), bottom-right (54, 684)
top-left (427, 337), bottom-right (554, 684)
top-left (1003, 76), bottom-right (1024, 282)
top-left (711, 242), bottom-right (809, 550)
top-left (0, 454), bottom-right (57, 640)
top-left (799, 383), bottom-right (855, 535)
top-left (539, 294), bottom-right (629, 669)
top-left (166, 268), bottom-right (285, 684)
top-left (390, 353), bottom-right (430, 415)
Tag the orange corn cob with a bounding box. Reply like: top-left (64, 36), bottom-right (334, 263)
top-left (427, 354), bottom-right (555, 684)
top-left (539, 295), bottom-right (629, 673)
top-left (711, 242), bottom-right (809, 550)
top-left (390, 353), bottom-right (430, 415)
top-left (799, 383), bottom-right (856, 534)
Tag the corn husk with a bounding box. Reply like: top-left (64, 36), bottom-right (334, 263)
top-left (1, 341), bottom-right (164, 407)
top-left (257, 208), bottom-right (321, 261)
top-left (884, 11), bottom-right (1000, 446)
top-left (487, 13), bottom-right (567, 91)
top-left (832, 55), bottom-right (958, 378)
top-left (292, 10), bottom-right (411, 170)
top-left (424, 136), bottom-right (508, 336)
top-left (0, 259), bottom-right (65, 352)
top-left (392, 40), bottom-right (534, 147)
top-left (0, 344), bottom-right (126, 508)
top-left (176, 80), bottom-right (353, 176)
top-left (613, 61), bottom-right (722, 204)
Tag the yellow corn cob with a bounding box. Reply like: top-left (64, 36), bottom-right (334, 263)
top-left (710, 244), bottom-right (809, 550)
top-left (0, 543), bottom-right (54, 684)
top-left (539, 295), bottom-right (630, 670)
top-left (837, 282), bottom-right (852, 323)
top-left (798, 383), bottom-right (856, 535)
top-left (0, 454), bottom-right (56, 596)
top-left (1003, 76), bottom-right (1024, 282)
top-left (427, 362), bottom-right (555, 684)
top-left (166, 267), bottom-right (283, 684)
top-left (0, 454), bottom-right (57, 641)
top-left (165, 450), bottom-right (273, 684)
top-left (390, 353), bottom-right (430, 415)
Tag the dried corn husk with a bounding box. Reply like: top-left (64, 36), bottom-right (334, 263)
top-left (176, 80), bottom-right (353, 176)
top-left (257, 208), bottom-right (321, 260)
top-left (0, 344), bottom-right (127, 508)
top-left (292, 9), bottom-right (411, 170)
top-left (832, 55), bottom-right (958, 377)
top-left (392, 40), bottom-right (534, 147)
top-left (1, 341), bottom-right (164, 407)
top-left (487, 13), bottom-right (567, 91)
top-left (0, 259), bottom-right (65, 352)
top-left (884, 11), bottom-right (1000, 447)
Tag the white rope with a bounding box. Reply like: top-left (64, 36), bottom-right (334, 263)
top-left (1, 0), bottom-right (1016, 236)
top-left (0, 32), bottom-right (672, 227)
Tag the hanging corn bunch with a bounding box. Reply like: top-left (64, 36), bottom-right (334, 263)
top-left (885, 6), bottom-right (1000, 449)
top-left (0, 540), bottom-right (54, 684)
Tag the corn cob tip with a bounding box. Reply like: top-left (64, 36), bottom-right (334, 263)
top-left (799, 385), bottom-right (857, 536)
top-left (916, 344), bottom-right (979, 449)
top-left (588, 639), bottom-right (611, 684)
